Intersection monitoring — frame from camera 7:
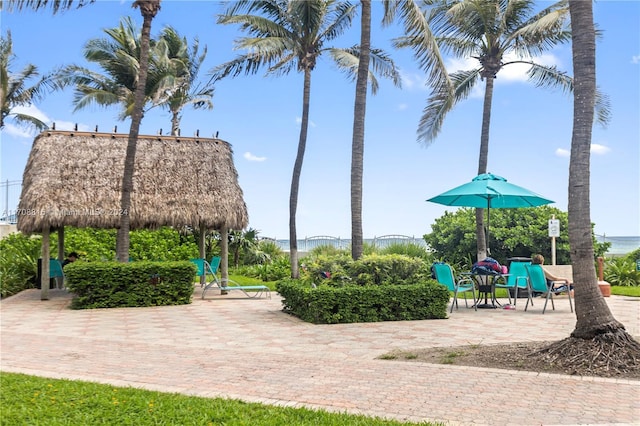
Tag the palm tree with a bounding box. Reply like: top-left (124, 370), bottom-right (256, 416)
top-left (349, 0), bottom-right (370, 261)
top-left (4, 0), bottom-right (162, 262)
top-left (56, 17), bottom-right (158, 120)
top-left (349, 0), bottom-right (438, 260)
top-left (532, 0), bottom-right (640, 374)
top-left (0, 31), bottom-right (52, 132)
top-left (212, 0), bottom-right (399, 278)
top-left (116, 0), bottom-right (161, 262)
top-left (58, 19), bottom-right (214, 135)
top-left (395, 0), bottom-right (609, 261)
top-left (154, 26), bottom-right (214, 135)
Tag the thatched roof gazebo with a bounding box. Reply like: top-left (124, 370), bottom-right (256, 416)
top-left (18, 130), bottom-right (248, 299)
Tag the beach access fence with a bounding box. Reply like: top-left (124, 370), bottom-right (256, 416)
top-left (261, 235), bottom-right (426, 253)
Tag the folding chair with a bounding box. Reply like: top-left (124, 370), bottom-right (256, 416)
top-left (525, 264), bottom-right (573, 314)
top-left (432, 263), bottom-right (477, 313)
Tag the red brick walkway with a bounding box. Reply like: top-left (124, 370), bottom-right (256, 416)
top-left (1, 288), bottom-right (639, 425)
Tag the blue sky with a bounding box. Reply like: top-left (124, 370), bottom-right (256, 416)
top-left (1, 0), bottom-right (639, 240)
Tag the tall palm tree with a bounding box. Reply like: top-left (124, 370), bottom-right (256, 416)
top-left (349, 0), bottom-right (370, 261)
top-left (533, 0), bottom-right (640, 374)
top-left (56, 17), bottom-right (158, 120)
top-left (0, 31), bottom-right (52, 132)
top-left (4, 0), bottom-right (161, 262)
top-left (349, 0), bottom-right (440, 260)
top-left (116, 0), bottom-right (161, 262)
top-left (395, 0), bottom-right (609, 261)
top-left (212, 0), bottom-right (399, 277)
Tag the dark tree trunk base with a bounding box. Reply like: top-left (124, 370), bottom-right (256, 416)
top-left (530, 329), bottom-right (640, 377)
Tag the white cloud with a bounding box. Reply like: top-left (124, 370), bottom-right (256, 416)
top-left (244, 151), bottom-right (267, 162)
top-left (6, 104), bottom-right (91, 135)
top-left (398, 71), bottom-right (428, 91)
top-left (295, 117), bottom-right (316, 127)
top-left (397, 103), bottom-right (408, 111)
top-left (632, 55), bottom-right (640, 64)
top-left (591, 143), bottom-right (611, 155)
top-left (555, 144), bottom-right (611, 158)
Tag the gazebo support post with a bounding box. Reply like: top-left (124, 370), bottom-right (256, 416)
top-left (220, 226), bottom-right (229, 286)
top-left (41, 227), bottom-right (50, 300)
top-left (199, 224), bottom-right (206, 287)
top-left (57, 227), bottom-right (65, 289)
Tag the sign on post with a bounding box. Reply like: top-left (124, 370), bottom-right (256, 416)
top-left (548, 219), bottom-right (560, 237)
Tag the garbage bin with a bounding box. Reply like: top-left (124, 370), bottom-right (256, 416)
top-left (35, 258), bottom-right (57, 289)
top-left (506, 257), bottom-right (532, 299)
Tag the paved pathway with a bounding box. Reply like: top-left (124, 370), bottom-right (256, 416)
top-left (1, 288), bottom-right (639, 425)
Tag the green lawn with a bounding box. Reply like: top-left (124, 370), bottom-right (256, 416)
top-left (0, 373), bottom-right (437, 426)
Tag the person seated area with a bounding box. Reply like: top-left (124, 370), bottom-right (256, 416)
top-left (62, 252), bottom-right (78, 268)
top-left (531, 254), bottom-right (573, 294)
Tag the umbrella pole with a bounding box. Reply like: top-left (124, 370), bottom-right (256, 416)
top-left (486, 206), bottom-right (490, 256)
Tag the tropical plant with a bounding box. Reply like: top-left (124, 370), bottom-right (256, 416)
top-left (228, 228), bottom-right (259, 267)
top-left (0, 31), bottom-right (53, 132)
top-left (395, 0), bottom-right (610, 262)
top-left (0, 233), bottom-right (41, 298)
top-left (604, 258), bottom-right (640, 287)
top-left (423, 206), bottom-right (609, 266)
top-left (153, 26), bottom-right (214, 135)
top-left (212, 0), bottom-right (400, 277)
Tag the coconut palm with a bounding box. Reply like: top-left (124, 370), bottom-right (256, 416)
top-left (0, 31), bottom-right (52, 132)
top-left (212, 0), bottom-right (400, 277)
top-left (154, 26), bottom-right (214, 136)
top-left (349, 0), bottom-right (440, 260)
top-left (531, 0), bottom-right (640, 375)
top-left (395, 0), bottom-right (610, 261)
top-left (55, 17), bottom-right (159, 120)
top-left (3, 0), bottom-right (162, 262)
top-left (116, 0), bottom-right (161, 262)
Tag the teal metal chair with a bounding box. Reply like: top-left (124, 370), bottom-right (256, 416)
top-left (494, 261), bottom-right (531, 306)
top-left (432, 263), bottom-right (477, 313)
top-left (525, 264), bottom-right (573, 314)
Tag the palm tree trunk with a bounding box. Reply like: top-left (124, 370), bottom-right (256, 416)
top-left (116, 0), bottom-right (160, 262)
top-left (474, 75), bottom-right (495, 261)
top-left (289, 68), bottom-right (312, 278)
top-left (567, 0), bottom-right (623, 338)
top-left (350, 0), bottom-right (371, 261)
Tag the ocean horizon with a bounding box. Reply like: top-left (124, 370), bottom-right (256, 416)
top-left (262, 234), bottom-right (640, 256)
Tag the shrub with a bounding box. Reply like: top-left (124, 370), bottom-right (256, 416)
top-left (380, 242), bottom-right (433, 262)
top-left (0, 233), bottom-right (41, 298)
top-left (277, 279), bottom-right (448, 324)
top-left (346, 254), bottom-right (430, 286)
top-left (65, 261), bottom-right (196, 309)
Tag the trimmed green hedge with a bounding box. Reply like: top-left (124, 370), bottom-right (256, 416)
top-left (65, 261), bottom-right (196, 309)
top-left (276, 279), bottom-right (449, 324)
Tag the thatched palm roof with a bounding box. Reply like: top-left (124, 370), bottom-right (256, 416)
top-left (17, 130), bottom-right (248, 233)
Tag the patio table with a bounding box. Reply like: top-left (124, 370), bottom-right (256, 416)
top-left (462, 272), bottom-right (510, 309)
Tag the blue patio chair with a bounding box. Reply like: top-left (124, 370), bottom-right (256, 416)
top-left (432, 263), bottom-right (477, 313)
top-left (494, 261), bottom-right (531, 306)
top-left (525, 264), bottom-right (573, 314)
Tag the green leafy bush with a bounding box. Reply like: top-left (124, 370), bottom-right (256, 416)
top-left (0, 233), bottom-right (41, 298)
top-left (380, 242), bottom-right (434, 262)
top-left (346, 254), bottom-right (430, 286)
top-left (604, 257), bottom-right (640, 287)
top-left (277, 279), bottom-right (448, 324)
top-left (65, 261), bottom-right (196, 309)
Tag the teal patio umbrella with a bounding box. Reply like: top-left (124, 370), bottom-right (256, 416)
top-left (426, 173), bottom-right (554, 252)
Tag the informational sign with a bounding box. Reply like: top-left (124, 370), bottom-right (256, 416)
top-left (548, 219), bottom-right (560, 237)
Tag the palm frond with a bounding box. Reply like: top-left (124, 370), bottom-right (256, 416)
top-left (328, 46), bottom-right (401, 94)
top-left (2, 0), bottom-right (95, 14)
top-left (417, 68), bottom-right (481, 145)
top-left (525, 62), bottom-right (610, 126)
